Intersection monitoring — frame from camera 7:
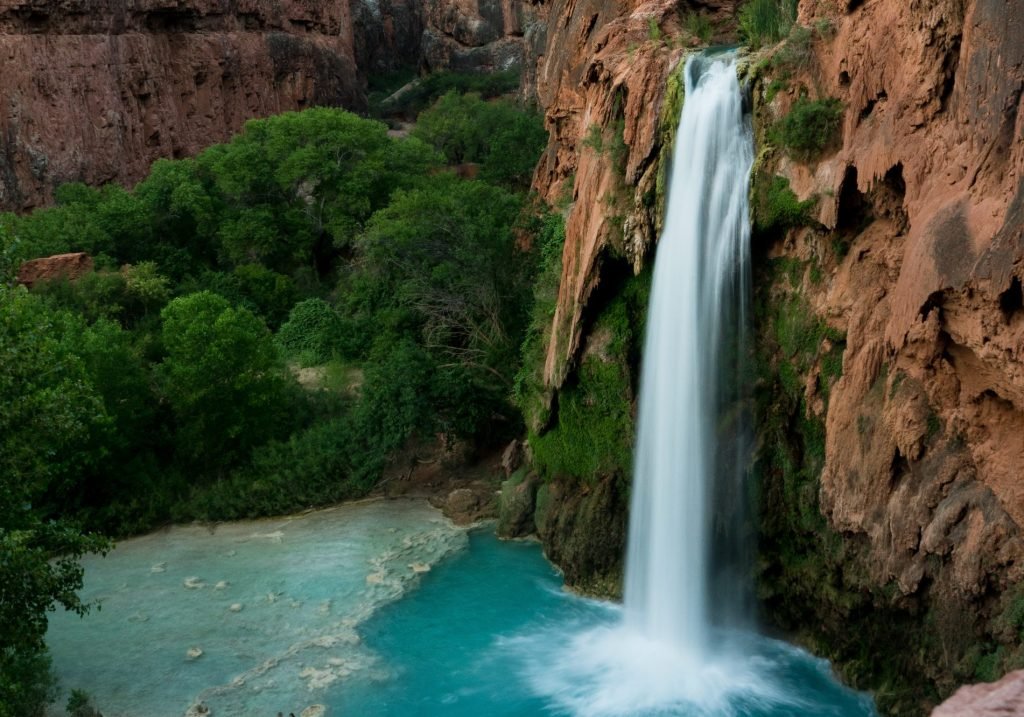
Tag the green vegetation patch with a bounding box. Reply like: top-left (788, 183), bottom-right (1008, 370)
top-left (526, 269), bottom-right (650, 483)
top-left (753, 175), bottom-right (817, 234)
top-left (738, 0), bottom-right (798, 48)
top-left (771, 96), bottom-right (843, 161)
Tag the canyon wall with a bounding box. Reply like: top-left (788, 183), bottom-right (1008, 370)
top-left (0, 0), bottom-right (535, 211)
top-left (512, 0), bottom-right (1024, 713)
top-left (0, 0), bottom-right (364, 211)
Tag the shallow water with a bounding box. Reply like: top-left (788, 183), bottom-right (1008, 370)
top-left (47, 501), bottom-right (877, 717)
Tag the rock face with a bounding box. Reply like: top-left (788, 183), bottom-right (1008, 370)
top-left (932, 669), bottom-right (1024, 716)
top-left (520, 0), bottom-right (1023, 711)
top-left (0, 0), bottom-right (364, 211)
top-left (16, 251), bottom-right (93, 286)
top-left (0, 0), bottom-right (538, 211)
top-left (743, 0), bottom-right (1024, 708)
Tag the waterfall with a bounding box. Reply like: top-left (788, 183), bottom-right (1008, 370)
top-left (624, 52), bottom-right (754, 656)
top-left (521, 53), bottom-right (878, 717)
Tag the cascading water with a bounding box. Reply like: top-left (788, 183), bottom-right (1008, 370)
top-left (624, 52), bottom-right (754, 655)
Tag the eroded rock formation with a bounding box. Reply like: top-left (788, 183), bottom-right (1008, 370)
top-left (744, 0), bottom-right (1023, 706)
top-left (932, 669), bottom-right (1024, 716)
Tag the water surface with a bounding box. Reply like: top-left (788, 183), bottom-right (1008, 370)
top-left (47, 502), bottom-right (877, 717)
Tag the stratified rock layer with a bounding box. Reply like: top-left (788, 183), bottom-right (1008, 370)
top-left (0, 0), bottom-right (542, 211)
top-left (0, 0), bottom-right (364, 210)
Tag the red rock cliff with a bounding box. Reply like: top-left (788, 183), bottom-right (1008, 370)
top-left (522, 0), bottom-right (1024, 709)
top-left (748, 0), bottom-right (1024, 704)
top-left (0, 0), bottom-right (366, 211)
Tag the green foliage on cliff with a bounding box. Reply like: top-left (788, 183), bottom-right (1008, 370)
top-left (526, 268), bottom-right (650, 483)
top-left (753, 175), bottom-right (817, 234)
top-left (771, 96), bottom-right (843, 160)
top-left (738, 0), bottom-right (798, 48)
top-left (513, 212), bottom-right (566, 432)
top-left (531, 358), bottom-right (634, 481)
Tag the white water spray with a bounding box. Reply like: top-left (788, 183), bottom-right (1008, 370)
top-left (624, 52), bottom-right (754, 655)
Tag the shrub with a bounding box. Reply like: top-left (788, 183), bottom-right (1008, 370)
top-left (686, 12), bottom-right (713, 43)
top-left (277, 298), bottom-right (342, 364)
top-left (738, 0), bottom-right (798, 48)
top-left (754, 176), bottom-right (817, 233)
top-left (772, 96), bottom-right (843, 160)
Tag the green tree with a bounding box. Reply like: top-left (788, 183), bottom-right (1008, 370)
top-left (204, 109), bottom-right (440, 270)
top-left (412, 92), bottom-right (546, 188)
top-left (0, 285), bottom-right (110, 716)
top-left (158, 291), bottom-right (295, 474)
top-left (277, 298), bottom-right (343, 364)
top-left (359, 177), bottom-right (530, 388)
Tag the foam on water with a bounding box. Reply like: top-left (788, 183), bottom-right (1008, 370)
top-left (45, 499), bottom-right (466, 717)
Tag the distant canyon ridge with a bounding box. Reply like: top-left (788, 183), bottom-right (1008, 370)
top-left (0, 0), bottom-right (533, 210)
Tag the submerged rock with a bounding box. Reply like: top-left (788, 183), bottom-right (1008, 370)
top-left (300, 706), bottom-right (326, 717)
top-left (183, 577), bottom-right (204, 589)
top-left (186, 647), bottom-right (203, 660)
top-left (184, 702), bottom-right (210, 717)
top-left (228, 603), bottom-right (243, 613)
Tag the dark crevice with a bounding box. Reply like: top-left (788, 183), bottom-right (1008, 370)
top-left (876, 163), bottom-right (909, 234)
top-left (839, 70), bottom-right (851, 86)
top-left (889, 449), bottom-right (909, 488)
top-left (846, 0), bottom-right (865, 12)
top-left (919, 291), bottom-right (945, 321)
top-left (858, 89), bottom-right (887, 122)
top-left (884, 162), bottom-right (906, 196)
top-left (140, 9), bottom-right (199, 33)
top-left (837, 165), bottom-right (867, 231)
top-left (581, 13), bottom-right (599, 42)
top-left (999, 276), bottom-right (1023, 323)
top-left (939, 35), bottom-right (962, 113)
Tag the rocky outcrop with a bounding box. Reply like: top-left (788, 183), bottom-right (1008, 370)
top-left (532, 475), bottom-right (628, 597)
top-left (17, 251), bottom-right (93, 287)
top-left (0, 0), bottom-right (363, 211)
top-left (932, 669), bottom-right (1024, 716)
top-left (419, 0), bottom-right (532, 75)
top-left (741, 0), bottom-right (1024, 708)
top-left (528, 0), bottom-right (739, 389)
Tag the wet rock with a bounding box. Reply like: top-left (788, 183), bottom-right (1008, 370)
top-left (501, 440), bottom-right (524, 477)
top-left (496, 470), bottom-right (539, 538)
